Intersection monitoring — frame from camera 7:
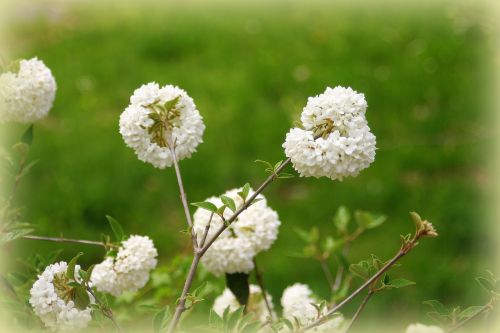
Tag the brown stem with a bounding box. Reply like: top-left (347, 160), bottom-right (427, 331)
top-left (21, 235), bottom-right (107, 248)
top-left (200, 158), bottom-right (291, 256)
top-left (302, 239), bottom-right (419, 332)
top-left (446, 299), bottom-right (494, 333)
top-left (169, 146), bottom-right (198, 249)
top-left (343, 290), bottom-right (374, 333)
top-left (199, 212), bottom-right (214, 249)
top-left (253, 258), bottom-right (275, 322)
top-left (320, 259), bottom-right (335, 291)
top-left (167, 254), bottom-right (201, 333)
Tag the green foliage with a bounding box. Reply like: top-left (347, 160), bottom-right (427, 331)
top-left (237, 183), bottom-right (251, 203)
top-left (220, 195), bottom-right (237, 213)
top-left (106, 215), bottom-right (125, 242)
top-left (192, 201), bottom-right (219, 214)
top-left (225, 273), bottom-right (249, 307)
top-left (153, 305), bottom-right (171, 333)
top-left (208, 306), bottom-right (261, 333)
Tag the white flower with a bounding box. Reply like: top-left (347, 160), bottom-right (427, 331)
top-left (281, 283), bottom-right (345, 332)
top-left (283, 86), bottom-right (376, 180)
top-left (193, 187), bottom-right (280, 276)
top-left (29, 262), bottom-right (92, 332)
top-left (119, 83), bottom-right (205, 168)
top-left (213, 285), bottom-right (275, 323)
top-left (405, 323), bottom-right (444, 333)
top-left (91, 235), bottom-right (158, 296)
top-left (0, 57), bottom-right (56, 123)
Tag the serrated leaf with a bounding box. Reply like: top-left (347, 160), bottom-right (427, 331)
top-left (423, 300), bottom-right (450, 316)
top-left (385, 278), bottom-right (415, 289)
top-left (220, 195), bottom-right (236, 212)
top-left (191, 201), bottom-right (218, 213)
top-left (67, 252), bottom-right (83, 280)
top-left (333, 206), bottom-right (350, 235)
top-left (21, 125), bottom-right (34, 146)
top-left (106, 215), bottom-right (125, 242)
top-left (153, 305), bottom-right (170, 333)
top-left (226, 273), bottom-right (250, 307)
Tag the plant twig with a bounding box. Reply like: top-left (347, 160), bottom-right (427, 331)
top-left (446, 298), bottom-right (495, 333)
top-left (301, 231), bottom-right (428, 332)
top-left (169, 146), bottom-right (198, 249)
top-left (343, 290), bottom-right (374, 333)
top-left (199, 212), bottom-right (214, 249)
top-left (253, 258), bottom-right (275, 322)
top-left (167, 158), bottom-right (292, 333)
top-left (200, 157), bottom-right (291, 256)
top-left (21, 235), bottom-right (108, 248)
top-left (320, 259), bottom-right (335, 291)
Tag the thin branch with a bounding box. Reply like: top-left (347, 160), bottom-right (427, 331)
top-left (21, 235), bottom-right (107, 248)
top-left (253, 258), bottom-right (275, 322)
top-left (320, 259), bottom-right (335, 291)
top-left (301, 235), bottom-right (423, 332)
top-left (86, 287), bottom-right (124, 333)
top-left (199, 212), bottom-right (214, 249)
top-left (446, 299), bottom-right (495, 333)
top-left (200, 157), bottom-right (291, 255)
top-left (169, 146), bottom-right (198, 249)
top-left (343, 290), bottom-right (374, 333)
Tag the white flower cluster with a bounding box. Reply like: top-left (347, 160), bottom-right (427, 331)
top-left (193, 187), bottom-right (280, 276)
top-left (91, 235), bottom-right (158, 297)
top-left (213, 285), bottom-right (275, 323)
top-left (29, 262), bottom-right (92, 332)
top-left (0, 57), bottom-right (56, 124)
top-left (281, 283), bottom-right (345, 332)
top-left (283, 86), bottom-right (376, 180)
top-left (119, 82), bottom-right (205, 168)
top-left (405, 323), bottom-right (444, 333)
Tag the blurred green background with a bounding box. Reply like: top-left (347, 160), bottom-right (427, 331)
top-left (1, 0), bottom-right (497, 331)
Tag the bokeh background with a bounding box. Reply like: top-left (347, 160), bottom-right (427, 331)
top-left (1, 0), bottom-right (498, 331)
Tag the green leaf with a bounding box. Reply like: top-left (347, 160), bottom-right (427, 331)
top-left (209, 309), bottom-right (224, 329)
top-left (21, 125), bottom-right (34, 146)
top-left (18, 160), bottom-right (39, 179)
top-left (277, 172), bottom-right (295, 179)
top-left (333, 206), bottom-right (350, 235)
top-left (153, 305), bottom-right (171, 333)
top-left (191, 201), bottom-right (218, 213)
top-left (294, 227), bottom-right (311, 243)
top-left (73, 286), bottom-right (90, 310)
top-left (383, 274), bottom-right (390, 285)
top-left (84, 265), bottom-right (95, 284)
top-left (459, 306), bottom-right (484, 320)
top-left (476, 277), bottom-right (496, 292)
top-left (423, 300), bottom-right (450, 316)
top-left (249, 197), bottom-right (264, 206)
top-left (385, 278), bottom-right (415, 289)
top-left (410, 212), bottom-right (424, 230)
top-left (163, 96), bottom-right (180, 111)
top-left (238, 183), bottom-right (251, 202)
top-left (106, 215), bottom-right (125, 242)
top-left (255, 159), bottom-right (274, 172)
top-left (220, 195), bottom-right (236, 212)
top-left (226, 306), bottom-right (244, 331)
top-left (273, 160), bottom-right (283, 172)
top-left (349, 261), bottom-right (369, 280)
top-left (67, 252), bottom-right (83, 280)
top-left (226, 273), bottom-right (250, 307)
top-left (354, 211), bottom-right (386, 229)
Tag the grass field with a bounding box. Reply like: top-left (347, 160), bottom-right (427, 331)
top-left (1, 0), bottom-right (496, 330)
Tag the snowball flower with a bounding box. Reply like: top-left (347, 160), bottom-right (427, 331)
top-left (29, 262), bottom-right (92, 332)
top-left (0, 57), bottom-right (56, 123)
top-left (283, 86), bottom-right (376, 180)
top-left (91, 235), bottom-right (158, 296)
top-left (213, 285), bottom-right (275, 323)
top-left (405, 323), bottom-right (444, 333)
top-left (193, 187), bottom-right (280, 276)
top-left (281, 283), bottom-right (345, 332)
top-left (119, 82), bottom-right (205, 168)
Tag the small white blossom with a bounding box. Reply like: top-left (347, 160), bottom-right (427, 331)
top-left (91, 235), bottom-right (158, 296)
top-left (405, 323), bottom-right (444, 333)
top-left (119, 83), bottom-right (205, 168)
top-left (193, 187), bottom-right (280, 276)
top-left (0, 57), bottom-right (56, 123)
top-left (281, 283), bottom-right (345, 332)
top-left (213, 285), bottom-right (275, 323)
top-left (29, 262), bottom-right (92, 332)
top-left (283, 86), bottom-right (376, 180)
